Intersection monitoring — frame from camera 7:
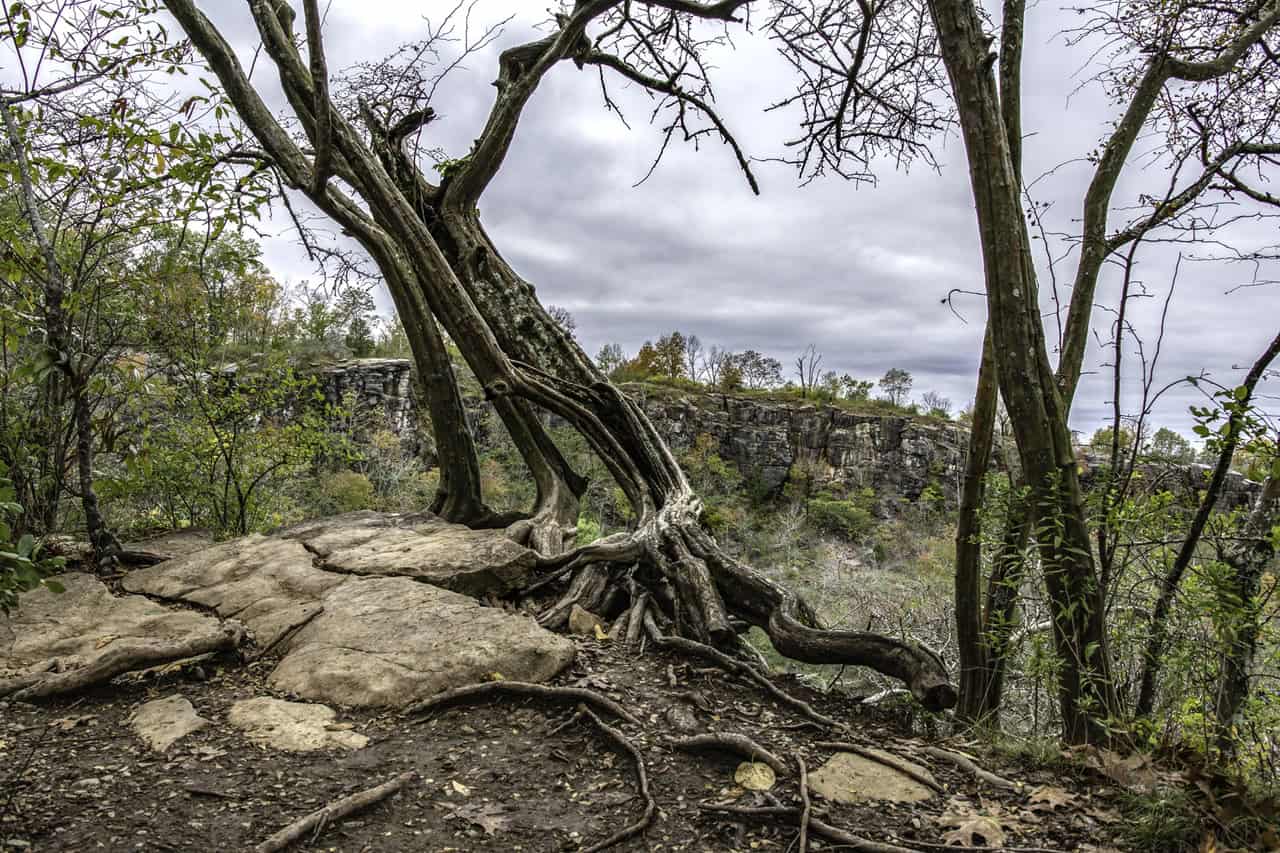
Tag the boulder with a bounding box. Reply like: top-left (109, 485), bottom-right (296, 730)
top-left (806, 750), bottom-right (937, 804)
top-left (1, 574), bottom-right (222, 677)
top-left (269, 576), bottom-right (575, 708)
top-left (130, 695), bottom-right (210, 751)
top-left (567, 605), bottom-right (604, 637)
top-left (228, 697), bottom-right (367, 752)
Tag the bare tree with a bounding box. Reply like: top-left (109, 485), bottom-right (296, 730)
top-left (684, 334), bottom-right (704, 383)
top-left (794, 344), bottom-right (821, 398)
top-left (159, 0), bottom-right (955, 706)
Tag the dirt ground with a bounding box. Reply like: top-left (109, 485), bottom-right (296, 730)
top-left (1, 631), bottom-right (1144, 852)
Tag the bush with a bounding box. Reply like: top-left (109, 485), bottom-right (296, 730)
top-left (315, 471), bottom-right (375, 515)
top-left (806, 488), bottom-right (877, 541)
top-left (1, 463), bottom-right (64, 615)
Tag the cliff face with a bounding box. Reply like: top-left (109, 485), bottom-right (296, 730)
top-left (631, 388), bottom-right (966, 508)
top-left (315, 359), bottom-right (1259, 513)
top-left (317, 359), bottom-right (966, 509)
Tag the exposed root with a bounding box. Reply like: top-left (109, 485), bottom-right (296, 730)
top-left (253, 770), bottom-right (417, 853)
top-left (654, 634), bottom-right (839, 729)
top-left (405, 681), bottom-right (641, 726)
top-left (923, 746), bottom-right (1021, 791)
top-left (669, 733), bottom-right (790, 776)
top-left (816, 742), bottom-right (943, 794)
top-left (1, 622), bottom-right (247, 702)
top-left (797, 754), bottom-right (811, 853)
top-left (579, 707), bottom-right (656, 853)
top-left (531, 512), bottom-right (957, 710)
top-left (699, 803), bottom-right (917, 853)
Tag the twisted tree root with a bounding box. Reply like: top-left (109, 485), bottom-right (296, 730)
top-left (1, 622), bottom-right (247, 702)
top-left (699, 803), bottom-right (917, 853)
top-left (580, 707), bottom-right (656, 853)
top-left (669, 733), bottom-right (789, 776)
top-left (405, 681), bottom-right (640, 726)
top-left (653, 634), bottom-right (840, 729)
top-left (253, 770), bottom-right (417, 853)
top-left (922, 746), bottom-right (1021, 791)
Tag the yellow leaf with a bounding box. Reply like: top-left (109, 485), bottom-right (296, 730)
top-left (450, 780), bottom-right (471, 797)
top-left (594, 624), bottom-right (609, 641)
top-left (734, 762), bottom-right (776, 792)
top-left (488, 672), bottom-right (504, 681)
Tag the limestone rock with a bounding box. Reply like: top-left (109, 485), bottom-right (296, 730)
top-left (121, 535), bottom-right (344, 649)
top-left (131, 695), bottom-right (209, 751)
top-left (228, 697), bottom-right (368, 752)
top-left (269, 576), bottom-right (575, 707)
top-left (807, 750), bottom-right (936, 804)
top-left (120, 517), bottom-right (574, 708)
top-left (300, 514), bottom-right (536, 595)
top-left (567, 605), bottom-right (604, 637)
top-left (1, 574), bottom-right (221, 677)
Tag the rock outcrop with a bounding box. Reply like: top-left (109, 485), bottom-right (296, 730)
top-left (228, 697), bottom-right (368, 752)
top-left (119, 512), bottom-right (575, 708)
top-left (0, 574), bottom-right (222, 677)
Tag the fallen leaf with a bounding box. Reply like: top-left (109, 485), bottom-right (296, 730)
top-left (594, 623), bottom-right (609, 641)
top-left (940, 815), bottom-right (1006, 848)
top-left (734, 761), bottom-right (776, 791)
top-left (445, 802), bottom-right (510, 836)
top-left (450, 780), bottom-right (471, 797)
top-left (94, 635), bottom-right (118, 650)
top-left (1028, 785), bottom-right (1077, 812)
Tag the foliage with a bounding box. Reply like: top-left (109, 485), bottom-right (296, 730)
top-left (0, 462), bottom-right (63, 615)
top-left (879, 368), bottom-right (913, 407)
top-left (806, 487), bottom-right (877, 541)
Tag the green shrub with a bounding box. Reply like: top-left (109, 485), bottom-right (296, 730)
top-left (315, 470), bottom-right (375, 515)
top-left (1, 463), bottom-right (64, 615)
top-left (803, 491), bottom-right (875, 537)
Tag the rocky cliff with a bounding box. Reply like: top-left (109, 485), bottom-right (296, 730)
top-left (317, 359), bottom-right (966, 509)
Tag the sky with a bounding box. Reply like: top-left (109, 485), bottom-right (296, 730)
top-left (197, 0), bottom-right (1280, 439)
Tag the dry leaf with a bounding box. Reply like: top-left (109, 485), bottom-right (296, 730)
top-left (446, 802), bottom-right (510, 836)
top-left (450, 780), bottom-right (471, 797)
top-left (94, 635), bottom-right (118, 650)
top-left (940, 815), bottom-right (1006, 848)
top-left (594, 624), bottom-right (609, 641)
top-left (734, 761), bottom-right (776, 791)
top-left (1028, 785), bottom-right (1077, 812)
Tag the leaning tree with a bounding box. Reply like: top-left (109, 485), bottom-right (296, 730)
top-left (158, 0), bottom-right (958, 709)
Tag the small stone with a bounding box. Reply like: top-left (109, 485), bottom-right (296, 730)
top-left (806, 751), bottom-right (936, 804)
top-left (567, 605), bottom-right (604, 637)
top-left (228, 697), bottom-right (368, 752)
top-left (664, 704), bottom-right (701, 734)
top-left (130, 695), bottom-right (210, 752)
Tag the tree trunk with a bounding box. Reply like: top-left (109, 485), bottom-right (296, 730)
top-left (929, 0), bottom-right (1119, 743)
top-left (1214, 472), bottom-right (1279, 757)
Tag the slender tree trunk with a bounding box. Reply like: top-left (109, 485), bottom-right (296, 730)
top-left (929, 0), bottom-right (1119, 743)
top-left (3, 102), bottom-right (119, 568)
top-left (1214, 471), bottom-right (1279, 757)
top-left (955, 328), bottom-right (999, 723)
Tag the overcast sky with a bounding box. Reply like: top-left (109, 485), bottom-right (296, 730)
top-left (201, 1), bottom-right (1280, 439)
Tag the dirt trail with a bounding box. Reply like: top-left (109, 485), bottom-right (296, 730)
top-left (1, 633), bottom-right (1129, 852)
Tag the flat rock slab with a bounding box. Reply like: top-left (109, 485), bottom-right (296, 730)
top-left (285, 511), bottom-right (536, 596)
top-left (807, 750), bottom-right (937, 804)
top-left (121, 535), bottom-right (344, 649)
top-left (131, 695), bottom-right (210, 752)
top-left (1, 574), bottom-right (222, 677)
top-left (228, 697), bottom-right (368, 752)
top-left (269, 576), bottom-right (575, 708)
top-left (122, 513), bottom-right (575, 708)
